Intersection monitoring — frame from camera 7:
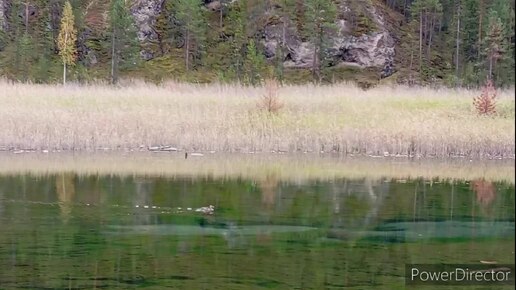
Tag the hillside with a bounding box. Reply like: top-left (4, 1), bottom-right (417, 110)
top-left (0, 0), bottom-right (514, 87)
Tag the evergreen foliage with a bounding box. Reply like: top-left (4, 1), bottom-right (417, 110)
top-left (108, 0), bottom-right (140, 84)
top-left (176, 0), bottom-right (206, 71)
top-left (303, 0), bottom-right (337, 82)
top-left (0, 0), bottom-right (512, 87)
top-left (244, 38), bottom-right (266, 85)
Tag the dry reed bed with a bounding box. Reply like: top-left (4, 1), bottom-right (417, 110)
top-left (0, 153), bottom-right (514, 184)
top-left (0, 81), bottom-right (514, 158)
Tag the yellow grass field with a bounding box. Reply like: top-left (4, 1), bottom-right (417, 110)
top-left (0, 80), bottom-right (514, 158)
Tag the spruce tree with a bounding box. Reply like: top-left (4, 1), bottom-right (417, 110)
top-left (155, 0), bottom-right (174, 56)
top-left (461, 0), bottom-right (480, 63)
top-left (34, 3), bottom-right (57, 83)
top-left (304, 0), bottom-right (337, 82)
top-left (57, 0), bottom-right (77, 85)
top-left (244, 39), bottom-right (266, 85)
top-left (227, 0), bottom-right (248, 81)
top-left (275, 0), bottom-right (297, 83)
top-left (489, 0), bottom-right (515, 86)
top-left (19, 32), bottom-right (33, 82)
top-left (109, 0), bottom-right (140, 84)
top-left (176, 0), bottom-right (206, 72)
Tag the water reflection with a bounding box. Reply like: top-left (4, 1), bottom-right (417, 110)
top-left (0, 174), bottom-right (513, 289)
top-left (259, 174), bottom-right (278, 209)
top-left (473, 179), bottom-right (496, 204)
top-left (56, 173), bottom-right (75, 223)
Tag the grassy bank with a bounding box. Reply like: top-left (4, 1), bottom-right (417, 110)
top-left (0, 153), bottom-right (514, 183)
top-left (0, 81), bottom-right (514, 158)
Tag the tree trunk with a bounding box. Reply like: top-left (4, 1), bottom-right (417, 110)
top-left (219, 5), bottom-right (223, 29)
top-left (279, 19), bottom-right (286, 81)
top-left (478, 0), bottom-right (483, 58)
top-left (312, 44), bottom-right (318, 82)
top-left (63, 63), bottom-right (66, 85)
top-left (409, 47), bottom-right (414, 85)
top-left (24, 2), bottom-right (29, 33)
top-left (282, 20), bottom-right (286, 54)
top-left (404, 0), bottom-right (408, 20)
top-left (409, 48), bottom-right (414, 71)
top-left (489, 57), bottom-right (493, 79)
top-left (157, 30), bottom-right (164, 56)
top-left (111, 29), bottom-right (117, 84)
top-left (455, 1), bottom-right (460, 80)
top-left (63, 30), bottom-right (68, 85)
top-left (419, 11), bottom-right (423, 72)
top-left (424, 9), bottom-right (428, 44)
top-left (427, 14), bottom-right (435, 59)
top-left (312, 26), bottom-right (321, 83)
top-left (185, 29), bottom-right (189, 71)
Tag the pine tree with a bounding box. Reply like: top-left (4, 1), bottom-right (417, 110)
top-left (109, 0), bottom-right (140, 84)
top-left (57, 0), bottom-right (77, 85)
top-left (176, 0), bottom-right (206, 72)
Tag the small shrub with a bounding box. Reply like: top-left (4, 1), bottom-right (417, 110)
top-left (473, 79), bottom-right (497, 115)
top-left (258, 78), bottom-right (283, 114)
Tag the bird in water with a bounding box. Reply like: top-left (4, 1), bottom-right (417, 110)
top-left (195, 205), bottom-right (215, 215)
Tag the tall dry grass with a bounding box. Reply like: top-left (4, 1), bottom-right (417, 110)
top-left (0, 80), bottom-right (514, 158)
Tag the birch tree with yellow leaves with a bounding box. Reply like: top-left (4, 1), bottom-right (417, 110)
top-left (57, 1), bottom-right (77, 85)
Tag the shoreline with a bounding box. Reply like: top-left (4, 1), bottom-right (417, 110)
top-left (1, 147), bottom-right (515, 160)
top-left (1, 152), bottom-right (514, 184)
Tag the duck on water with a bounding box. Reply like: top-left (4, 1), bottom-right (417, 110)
top-left (195, 205), bottom-right (215, 215)
top-left (185, 152), bottom-right (204, 159)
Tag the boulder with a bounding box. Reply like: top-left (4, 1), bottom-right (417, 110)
top-left (206, 1), bottom-right (222, 11)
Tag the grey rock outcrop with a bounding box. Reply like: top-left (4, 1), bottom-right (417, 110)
top-left (126, 0), bottom-right (394, 75)
top-left (262, 1), bottom-right (396, 77)
top-left (0, 0), bottom-right (7, 32)
top-left (333, 32), bottom-right (395, 68)
top-left (77, 28), bottom-right (98, 67)
top-left (130, 0), bottom-right (164, 60)
top-left (206, 1), bottom-right (222, 11)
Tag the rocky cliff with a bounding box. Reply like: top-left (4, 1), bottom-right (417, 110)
top-left (261, 0), bottom-right (396, 78)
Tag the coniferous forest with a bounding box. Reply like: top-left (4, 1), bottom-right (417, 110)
top-left (0, 0), bottom-right (514, 87)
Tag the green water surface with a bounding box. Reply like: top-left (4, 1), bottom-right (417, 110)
top-left (0, 174), bottom-right (514, 289)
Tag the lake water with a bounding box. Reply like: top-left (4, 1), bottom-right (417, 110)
top-left (0, 158), bottom-right (514, 289)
